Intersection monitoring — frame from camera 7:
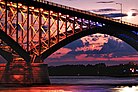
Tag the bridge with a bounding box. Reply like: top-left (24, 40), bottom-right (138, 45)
top-left (0, 0), bottom-right (137, 85)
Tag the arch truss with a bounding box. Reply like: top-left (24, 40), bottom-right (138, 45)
top-left (0, 0), bottom-right (137, 62)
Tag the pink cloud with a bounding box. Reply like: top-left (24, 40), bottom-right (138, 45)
top-left (48, 48), bottom-right (72, 58)
top-left (45, 33), bottom-right (137, 64)
top-left (75, 44), bottom-right (101, 51)
top-left (79, 33), bottom-right (122, 52)
top-left (111, 56), bottom-right (138, 61)
top-left (75, 54), bottom-right (138, 62)
top-left (45, 53), bottom-right (138, 65)
top-left (75, 54), bottom-right (109, 61)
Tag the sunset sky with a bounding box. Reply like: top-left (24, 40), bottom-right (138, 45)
top-left (45, 0), bottom-right (138, 65)
top-left (48, 0), bottom-right (138, 24)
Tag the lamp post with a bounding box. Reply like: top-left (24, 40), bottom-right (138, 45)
top-left (116, 3), bottom-right (123, 22)
top-left (97, 1), bottom-right (123, 22)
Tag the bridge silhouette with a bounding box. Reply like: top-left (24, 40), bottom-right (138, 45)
top-left (0, 0), bottom-right (137, 85)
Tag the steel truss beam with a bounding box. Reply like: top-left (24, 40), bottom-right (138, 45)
top-left (0, 0), bottom-right (137, 63)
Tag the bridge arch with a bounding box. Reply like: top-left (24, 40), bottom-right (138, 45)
top-left (0, 0), bottom-right (137, 63)
top-left (0, 29), bottom-right (31, 62)
top-left (41, 26), bottom-right (138, 61)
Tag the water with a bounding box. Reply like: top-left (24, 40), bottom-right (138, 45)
top-left (1, 76), bottom-right (138, 92)
top-left (1, 85), bottom-right (138, 92)
top-left (50, 76), bottom-right (138, 85)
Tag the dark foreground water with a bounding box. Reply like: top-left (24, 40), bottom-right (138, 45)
top-left (1, 76), bottom-right (138, 92)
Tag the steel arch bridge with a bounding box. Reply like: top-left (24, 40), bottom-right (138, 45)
top-left (0, 0), bottom-right (138, 63)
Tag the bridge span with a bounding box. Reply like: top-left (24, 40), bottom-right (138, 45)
top-left (0, 0), bottom-right (137, 85)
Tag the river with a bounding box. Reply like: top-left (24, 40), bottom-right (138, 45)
top-left (1, 76), bottom-right (138, 92)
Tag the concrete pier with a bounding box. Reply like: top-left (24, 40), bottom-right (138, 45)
top-left (0, 61), bottom-right (50, 86)
top-left (31, 63), bottom-right (50, 85)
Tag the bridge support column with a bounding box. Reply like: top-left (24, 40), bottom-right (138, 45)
top-left (31, 63), bottom-right (50, 85)
top-left (0, 61), bottom-right (50, 86)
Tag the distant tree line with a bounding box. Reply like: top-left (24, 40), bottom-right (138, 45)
top-left (48, 62), bottom-right (138, 76)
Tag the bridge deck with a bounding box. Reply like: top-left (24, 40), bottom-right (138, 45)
top-left (6, 0), bottom-right (138, 29)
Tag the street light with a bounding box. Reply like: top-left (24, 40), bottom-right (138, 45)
top-left (116, 3), bottom-right (123, 22)
top-left (96, 1), bottom-right (123, 22)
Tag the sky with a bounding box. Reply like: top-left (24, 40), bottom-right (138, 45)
top-left (44, 0), bottom-right (138, 65)
top-left (48, 0), bottom-right (138, 24)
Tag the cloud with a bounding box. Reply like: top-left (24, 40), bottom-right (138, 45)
top-left (131, 9), bottom-right (138, 12)
top-left (132, 13), bottom-right (138, 16)
top-left (75, 54), bottom-right (99, 61)
top-left (97, 1), bottom-right (114, 3)
top-left (48, 48), bottom-right (72, 58)
top-left (111, 55), bottom-right (138, 61)
top-left (78, 34), bottom-right (108, 51)
top-left (89, 8), bottom-right (119, 13)
top-left (46, 34), bottom-right (138, 65)
top-left (75, 53), bottom-right (138, 62)
top-left (101, 13), bottom-right (127, 18)
top-left (100, 38), bottom-right (137, 58)
top-left (89, 8), bottom-right (138, 18)
top-left (101, 12), bottom-right (138, 18)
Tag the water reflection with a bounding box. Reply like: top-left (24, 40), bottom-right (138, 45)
top-left (1, 85), bottom-right (138, 92)
top-left (113, 86), bottom-right (138, 92)
top-left (0, 86), bottom-right (73, 92)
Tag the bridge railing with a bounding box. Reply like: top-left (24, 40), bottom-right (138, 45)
top-left (9, 0), bottom-right (138, 28)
